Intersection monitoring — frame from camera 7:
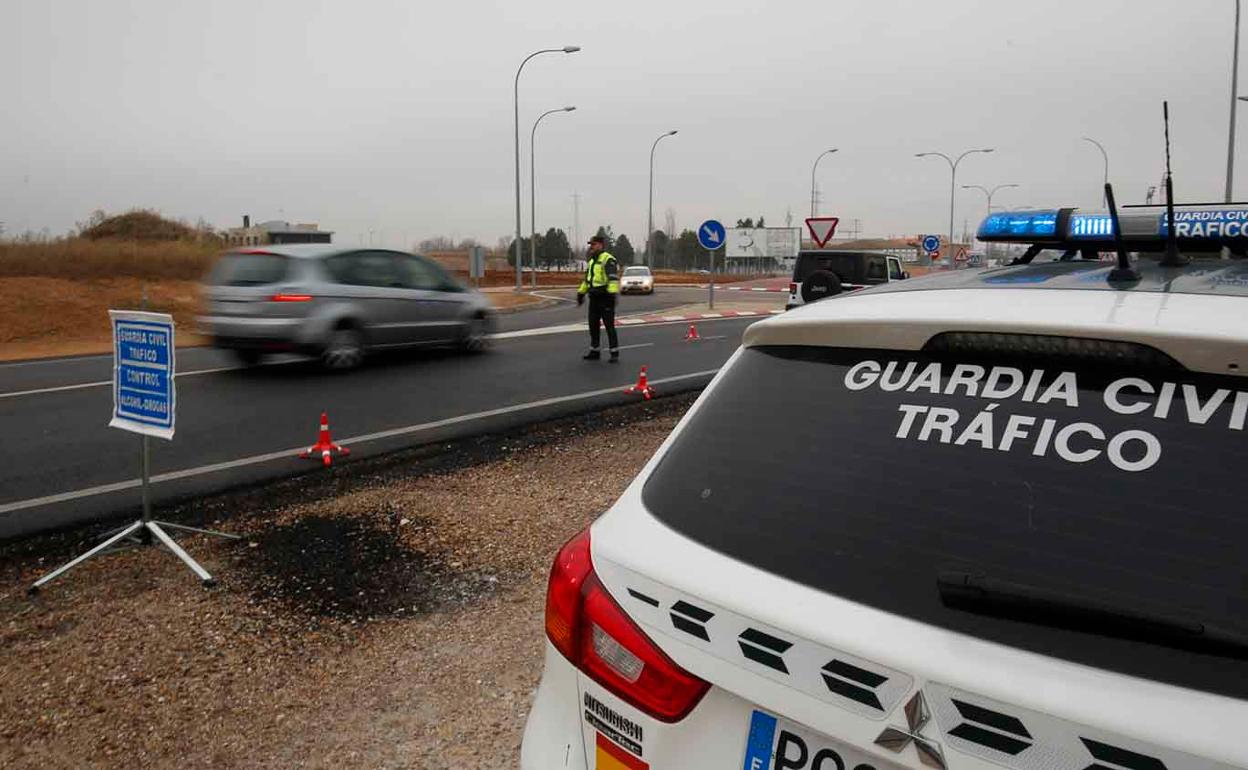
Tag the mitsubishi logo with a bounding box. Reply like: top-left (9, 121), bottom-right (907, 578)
top-left (874, 691), bottom-right (946, 769)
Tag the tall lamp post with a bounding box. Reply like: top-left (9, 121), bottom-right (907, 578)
top-left (916, 148), bottom-right (994, 260)
top-left (963, 183), bottom-right (1019, 263)
top-left (1082, 137), bottom-right (1109, 206)
top-left (514, 46), bottom-right (580, 291)
top-left (1228, 0), bottom-right (1242, 203)
top-left (646, 130), bottom-right (678, 267)
top-left (530, 106), bottom-right (576, 288)
top-left (810, 148), bottom-right (839, 218)
top-left (961, 183), bottom-right (1020, 219)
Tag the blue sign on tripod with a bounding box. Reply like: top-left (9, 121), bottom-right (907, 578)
top-left (109, 310), bottom-right (176, 440)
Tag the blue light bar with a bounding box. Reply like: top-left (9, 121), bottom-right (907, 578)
top-left (1068, 214), bottom-right (1114, 239)
top-left (977, 210), bottom-right (1059, 240)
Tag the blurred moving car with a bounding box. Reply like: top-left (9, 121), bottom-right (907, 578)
top-left (786, 250), bottom-right (908, 310)
top-left (522, 204), bottom-right (1248, 769)
top-left (620, 265), bottom-right (656, 294)
top-left (197, 245), bottom-right (494, 369)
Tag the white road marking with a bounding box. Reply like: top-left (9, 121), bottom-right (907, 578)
top-left (1, 315), bottom-right (760, 398)
top-left (0, 369), bottom-right (722, 516)
top-left (530, 290), bottom-right (577, 304)
top-left (0, 362), bottom-right (291, 400)
top-left (616, 343), bottom-right (654, 351)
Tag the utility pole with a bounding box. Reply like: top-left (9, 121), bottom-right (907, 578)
top-left (1228, 0), bottom-right (1242, 203)
top-left (646, 130), bottom-right (678, 266)
top-left (571, 192), bottom-right (581, 257)
top-left (513, 46), bottom-right (581, 290)
top-left (917, 148), bottom-right (995, 259)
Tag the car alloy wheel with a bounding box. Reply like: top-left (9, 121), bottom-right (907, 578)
top-left (461, 316), bottom-right (489, 352)
top-left (321, 327), bottom-right (365, 370)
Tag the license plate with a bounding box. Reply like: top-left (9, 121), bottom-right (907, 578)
top-left (742, 710), bottom-right (899, 770)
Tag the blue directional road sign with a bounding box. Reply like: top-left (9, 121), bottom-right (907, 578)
top-left (922, 234), bottom-right (941, 254)
top-left (109, 310), bottom-right (176, 440)
top-left (698, 219), bottom-right (726, 251)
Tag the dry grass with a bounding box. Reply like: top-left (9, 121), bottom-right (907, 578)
top-left (0, 277), bottom-right (207, 361)
top-left (0, 239), bottom-right (219, 281)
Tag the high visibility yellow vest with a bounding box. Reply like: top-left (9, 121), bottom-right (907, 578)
top-left (578, 251), bottom-right (619, 295)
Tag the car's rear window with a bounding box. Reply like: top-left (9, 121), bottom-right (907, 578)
top-left (642, 345), bottom-right (1248, 698)
top-left (208, 252), bottom-right (290, 286)
top-left (795, 253), bottom-right (862, 283)
top-left (623, 267), bottom-right (651, 276)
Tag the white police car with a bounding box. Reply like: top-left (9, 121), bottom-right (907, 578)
top-left (522, 203), bottom-right (1248, 770)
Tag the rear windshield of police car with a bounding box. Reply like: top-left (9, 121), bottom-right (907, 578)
top-left (642, 345), bottom-right (1248, 699)
top-left (208, 252), bottom-right (290, 286)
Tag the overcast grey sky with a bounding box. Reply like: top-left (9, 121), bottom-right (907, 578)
top-left (1, 0), bottom-right (1243, 248)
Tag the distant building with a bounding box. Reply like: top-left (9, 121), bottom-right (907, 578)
top-left (225, 215), bottom-right (332, 246)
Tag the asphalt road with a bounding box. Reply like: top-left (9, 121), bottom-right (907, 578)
top-left (0, 305), bottom-right (761, 539)
top-left (0, 286), bottom-right (759, 395)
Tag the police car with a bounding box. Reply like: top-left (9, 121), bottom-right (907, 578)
top-left (521, 202), bottom-right (1248, 770)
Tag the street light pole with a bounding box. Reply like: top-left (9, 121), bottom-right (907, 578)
top-left (1082, 137), bottom-right (1109, 206)
top-left (646, 130), bottom-right (678, 268)
top-left (531, 106), bottom-right (576, 288)
top-left (962, 183), bottom-right (1020, 219)
top-left (916, 148), bottom-right (994, 260)
top-left (514, 46), bottom-right (580, 291)
top-left (1229, 0), bottom-right (1242, 203)
top-left (810, 148), bottom-right (838, 218)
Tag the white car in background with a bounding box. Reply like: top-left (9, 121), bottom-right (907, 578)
top-left (620, 266), bottom-right (655, 295)
top-left (522, 219), bottom-right (1248, 770)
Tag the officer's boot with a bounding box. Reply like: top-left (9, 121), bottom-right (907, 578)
top-left (609, 349), bottom-right (620, 363)
top-left (583, 349), bottom-right (601, 361)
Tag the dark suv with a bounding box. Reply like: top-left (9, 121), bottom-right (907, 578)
top-left (786, 249), bottom-right (908, 310)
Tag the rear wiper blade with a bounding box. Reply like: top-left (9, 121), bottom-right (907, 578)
top-left (937, 571), bottom-right (1248, 659)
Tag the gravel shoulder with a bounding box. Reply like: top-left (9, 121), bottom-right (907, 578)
top-left (0, 394), bottom-right (695, 769)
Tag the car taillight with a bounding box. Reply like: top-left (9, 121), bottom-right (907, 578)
top-left (788, 282), bottom-right (797, 294)
top-left (270, 293), bottom-right (312, 302)
top-left (545, 527), bottom-right (710, 722)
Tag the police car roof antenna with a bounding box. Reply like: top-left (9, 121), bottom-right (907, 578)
top-left (1160, 100), bottom-right (1189, 267)
top-left (1104, 183), bottom-right (1139, 283)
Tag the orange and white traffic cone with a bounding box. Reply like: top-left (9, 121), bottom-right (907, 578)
top-left (299, 411), bottom-right (350, 467)
top-left (624, 366), bottom-right (655, 400)
top-left (684, 323), bottom-right (701, 342)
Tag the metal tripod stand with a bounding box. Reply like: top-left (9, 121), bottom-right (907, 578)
top-left (29, 434), bottom-right (240, 593)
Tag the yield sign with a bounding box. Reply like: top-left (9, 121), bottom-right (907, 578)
top-left (805, 217), bottom-right (840, 248)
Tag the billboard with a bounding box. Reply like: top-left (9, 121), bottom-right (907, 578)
top-left (726, 227), bottom-right (801, 259)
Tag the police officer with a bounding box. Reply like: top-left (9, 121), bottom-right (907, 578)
top-left (576, 234), bottom-right (620, 362)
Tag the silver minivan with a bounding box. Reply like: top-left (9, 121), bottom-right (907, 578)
top-left (198, 245), bottom-right (495, 369)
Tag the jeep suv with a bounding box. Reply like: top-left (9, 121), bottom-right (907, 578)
top-left (787, 250), bottom-right (908, 310)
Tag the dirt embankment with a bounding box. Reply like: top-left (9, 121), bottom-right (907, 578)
top-left (0, 395), bottom-right (695, 769)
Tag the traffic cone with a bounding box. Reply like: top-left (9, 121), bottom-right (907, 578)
top-left (684, 323), bottom-right (701, 342)
top-left (299, 411), bottom-right (350, 467)
top-left (624, 366), bottom-right (655, 400)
